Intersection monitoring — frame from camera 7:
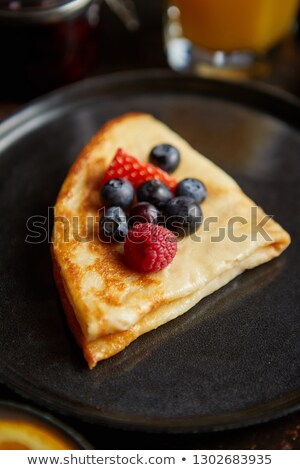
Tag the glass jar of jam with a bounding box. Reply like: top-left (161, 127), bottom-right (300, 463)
top-left (0, 0), bottom-right (102, 99)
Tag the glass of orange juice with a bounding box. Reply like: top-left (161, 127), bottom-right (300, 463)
top-left (165, 0), bottom-right (300, 75)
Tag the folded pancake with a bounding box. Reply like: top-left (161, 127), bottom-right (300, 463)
top-left (52, 113), bottom-right (290, 368)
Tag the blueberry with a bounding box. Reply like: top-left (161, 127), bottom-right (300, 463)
top-left (101, 178), bottom-right (134, 209)
top-left (175, 178), bottom-right (207, 204)
top-left (137, 179), bottom-right (173, 208)
top-left (164, 196), bottom-right (202, 236)
top-left (100, 206), bottom-right (128, 242)
top-left (149, 144), bottom-right (180, 173)
top-left (128, 202), bottom-right (160, 228)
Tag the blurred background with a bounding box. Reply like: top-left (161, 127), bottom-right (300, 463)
top-left (0, 0), bottom-right (300, 103)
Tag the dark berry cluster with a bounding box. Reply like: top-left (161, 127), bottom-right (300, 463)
top-left (99, 144), bottom-right (207, 242)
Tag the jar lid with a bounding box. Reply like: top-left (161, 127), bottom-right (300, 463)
top-left (0, 0), bottom-right (95, 22)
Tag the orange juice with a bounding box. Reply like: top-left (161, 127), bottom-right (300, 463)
top-left (171, 0), bottom-right (299, 53)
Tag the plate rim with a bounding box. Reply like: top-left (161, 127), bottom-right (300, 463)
top-left (1, 69), bottom-right (300, 140)
top-left (0, 69), bottom-right (300, 433)
top-left (2, 364), bottom-right (300, 433)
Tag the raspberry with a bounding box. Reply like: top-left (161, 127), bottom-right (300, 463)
top-left (124, 223), bottom-right (177, 273)
top-left (101, 148), bottom-right (177, 191)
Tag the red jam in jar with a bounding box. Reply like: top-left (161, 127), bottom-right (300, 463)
top-left (0, 0), bottom-right (101, 99)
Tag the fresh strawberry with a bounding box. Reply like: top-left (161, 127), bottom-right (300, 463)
top-left (101, 148), bottom-right (177, 191)
top-left (124, 223), bottom-right (177, 273)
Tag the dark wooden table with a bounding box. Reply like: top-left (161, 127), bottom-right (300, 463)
top-left (0, 0), bottom-right (300, 450)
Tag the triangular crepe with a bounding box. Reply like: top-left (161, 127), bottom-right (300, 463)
top-left (52, 113), bottom-right (290, 368)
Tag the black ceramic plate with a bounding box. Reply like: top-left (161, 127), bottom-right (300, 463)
top-left (0, 71), bottom-right (300, 433)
